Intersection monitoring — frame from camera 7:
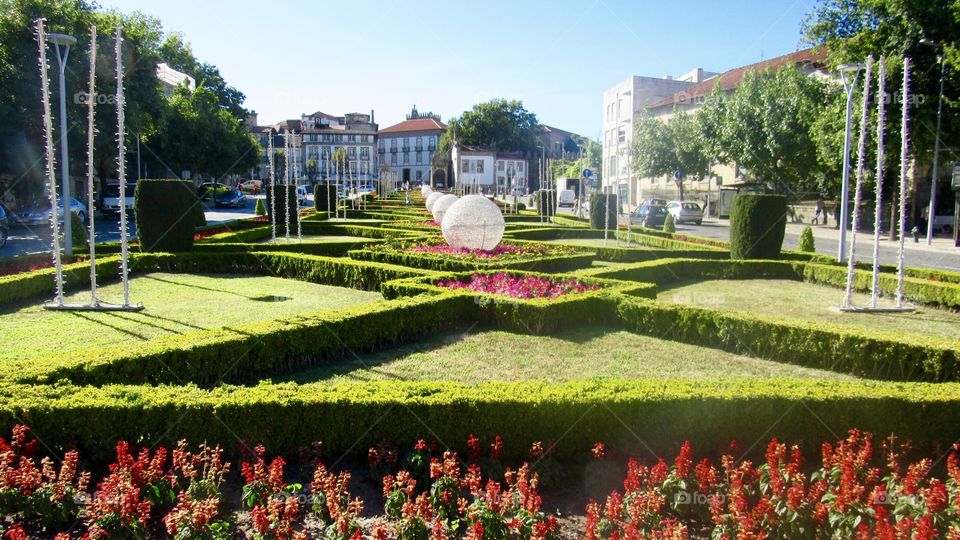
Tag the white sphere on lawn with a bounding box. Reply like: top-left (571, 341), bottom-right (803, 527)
top-left (425, 191), bottom-right (444, 211)
top-left (432, 194), bottom-right (459, 224)
top-left (441, 195), bottom-right (505, 251)
top-left (421, 184), bottom-right (433, 197)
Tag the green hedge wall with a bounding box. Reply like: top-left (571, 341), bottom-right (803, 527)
top-left (589, 193), bottom-right (618, 230)
top-left (266, 184), bottom-right (298, 235)
top-left (618, 296), bottom-right (960, 382)
top-left (3, 378), bottom-right (959, 461)
top-left (313, 182), bottom-right (338, 213)
top-left (534, 190), bottom-right (556, 218)
top-left (348, 248), bottom-right (597, 273)
top-left (729, 194), bottom-right (787, 259)
top-left (134, 180), bottom-right (203, 252)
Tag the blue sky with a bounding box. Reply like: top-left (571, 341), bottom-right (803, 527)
top-left (102, 0), bottom-right (819, 137)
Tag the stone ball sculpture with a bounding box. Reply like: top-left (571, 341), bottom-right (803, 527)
top-left (425, 191), bottom-right (444, 212)
top-left (420, 184), bottom-right (433, 197)
top-left (431, 194), bottom-right (459, 224)
top-left (441, 195), bottom-right (505, 251)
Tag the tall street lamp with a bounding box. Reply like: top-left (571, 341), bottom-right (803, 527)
top-left (47, 32), bottom-right (77, 255)
top-left (922, 38), bottom-right (947, 245)
top-left (837, 62), bottom-right (865, 262)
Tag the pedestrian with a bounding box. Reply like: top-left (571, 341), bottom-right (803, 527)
top-left (813, 196), bottom-right (824, 225)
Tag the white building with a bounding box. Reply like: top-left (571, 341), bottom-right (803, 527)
top-left (601, 68), bottom-right (716, 207)
top-left (301, 111), bottom-right (378, 183)
top-left (451, 144), bottom-right (528, 195)
top-left (377, 106), bottom-right (446, 186)
top-left (156, 62), bottom-right (195, 97)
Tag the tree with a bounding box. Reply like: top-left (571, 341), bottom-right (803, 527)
top-left (631, 111), bottom-right (712, 199)
top-left (440, 99), bottom-right (539, 153)
top-left (305, 158), bottom-right (318, 182)
top-left (159, 32), bottom-right (248, 120)
top-left (702, 64), bottom-right (826, 194)
top-left (802, 0), bottom-right (959, 162)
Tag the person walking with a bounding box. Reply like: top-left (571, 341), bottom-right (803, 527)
top-left (813, 196), bottom-right (824, 225)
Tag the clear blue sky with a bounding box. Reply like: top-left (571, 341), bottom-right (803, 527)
top-left (101, 0), bottom-right (819, 138)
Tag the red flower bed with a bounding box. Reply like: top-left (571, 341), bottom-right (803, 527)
top-left (0, 255), bottom-right (87, 277)
top-left (3, 426), bottom-right (960, 538)
top-left (421, 220), bottom-right (440, 227)
top-left (437, 272), bottom-right (601, 299)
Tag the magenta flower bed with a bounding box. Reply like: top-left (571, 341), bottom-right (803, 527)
top-left (437, 272), bottom-right (601, 299)
top-left (421, 220), bottom-right (440, 227)
top-left (405, 244), bottom-right (540, 258)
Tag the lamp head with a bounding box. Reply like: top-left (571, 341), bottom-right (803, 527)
top-left (838, 62), bottom-right (865, 74)
top-left (46, 33), bottom-right (77, 47)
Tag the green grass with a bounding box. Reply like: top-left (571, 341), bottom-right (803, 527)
top-left (0, 273), bottom-right (382, 364)
top-left (662, 279), bottom-right (960, 340)
top-left (542, 238), bottom-right (617, 247)
top-left (278, 326), bottom-right (857, 384)
top-left (254, 235), bottom-right (369, 244)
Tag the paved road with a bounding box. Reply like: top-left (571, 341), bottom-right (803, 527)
top-left (2, 200), bottom-right (261, 258)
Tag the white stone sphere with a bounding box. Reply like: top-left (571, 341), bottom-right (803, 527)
top-left (420, 185), bottom-right (433, 197)
top-left (441, 195), bottom-right (505, 251)
top-left (425, 191), bottom-right (444, 211)
top-left (431, 194), bottom-right (459, 224)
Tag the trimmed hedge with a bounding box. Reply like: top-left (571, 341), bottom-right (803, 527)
top-left (2, 378), bottom-right (960, 461)
top-left (533, 190), bottom-right (556, 217)
top-left (729, 194), bottom-right (787, 259)
top-left (617, 296), bottom-right (960, 383)
top-left (134, 180), bottom-right (203, 252)
top-left (589, 193), bottom-right (618, 230)
top-left (313, 182), bottom-right (338, 213)
top-left (266, 184), bottom-right (298, 235)
top-left (194, 239), bottom-right (378, 257)
top-left (348, 248), bottom-right (597, 273)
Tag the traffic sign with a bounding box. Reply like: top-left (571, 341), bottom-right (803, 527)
top-left (582, 168), bottom-right (592, 178)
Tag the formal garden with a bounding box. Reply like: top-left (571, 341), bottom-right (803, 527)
top-left (1, 181), bottom-right (959, 539)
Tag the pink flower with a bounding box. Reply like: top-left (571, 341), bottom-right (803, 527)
top-left (436, 272), bottom-right (601, 299)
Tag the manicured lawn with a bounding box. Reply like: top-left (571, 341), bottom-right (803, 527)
top-left (255, 235), bottom-right (369, 243)
top-left (0, 273), bottom-right (382, 364)
top-left (280, 326), bottom-right (856, 384)
top-left (662, 279), bottom-right (960, 340)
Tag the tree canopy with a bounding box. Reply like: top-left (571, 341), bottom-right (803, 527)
top-left (440, 99), bottom-right (539, 153)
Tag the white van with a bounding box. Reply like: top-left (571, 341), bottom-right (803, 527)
top-left (557, 189), bottom-right (576, 208)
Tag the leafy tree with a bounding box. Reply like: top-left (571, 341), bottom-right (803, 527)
top-left (439, 99), bottom-right (539, 153)
top-left (305, 158), bottom-right (317, 182)
top-left (159, 32), bottom-right (248, 120)
top-left (702, 64), bottom-right (826, 194)
top-left (803, 0), bottom-right (959, 162)
top-left (631, 111), bottom-right (711, 199)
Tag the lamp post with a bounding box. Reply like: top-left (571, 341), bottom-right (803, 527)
top-left (921, 39), bottom-right (946, 245)
top-left (47, 31), bottom-right (77, 255)
top-left (837, 62), bottom-right (865, 262)
top-left (577, 143), bottom-right (584, 218)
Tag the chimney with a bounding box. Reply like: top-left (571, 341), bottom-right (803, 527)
top-left (370, 109), bottom-right (375, 123)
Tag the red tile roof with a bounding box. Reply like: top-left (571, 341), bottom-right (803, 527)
top-left (648, 47), bottom-right (828, 110)
top-left (379, 117), bottom-right (447, 134)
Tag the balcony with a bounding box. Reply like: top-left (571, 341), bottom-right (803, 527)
top-left (390, 147), bottom-right (397, 153)
top-left (415, 145), bottom-right (423, 151)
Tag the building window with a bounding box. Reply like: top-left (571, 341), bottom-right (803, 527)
top-left (391, 154), bottom-right (397, 165)
top-left (360, 147), bottom-right (369, 159)
top-left (403, 152), bottom-right (409, 164)
top-left (462, 160), bottom-right (470, 173)
top-left (518, 162), bottom-right (524, 172)
top-left (416, 170), bottom-right (423, 181)
top-left (416, 136), bottom-right (422, 150)
top-left (416, 152), bottom-right (422, 164)
top-left (476, 160), bottom-right (484, 173)
top-left (497, 161), bottom-right (505, 171)
top-left (348, 147), bottom-right (356, 159)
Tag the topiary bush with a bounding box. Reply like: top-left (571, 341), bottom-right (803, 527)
top-left (589, 193), bottom-right (618, 230)
top-left (663, 213), bottom-right (676, 233)
top-left (254, 197), bottom-right (266, 216)
top-left (266, 184), bottom-right (298, 235)
top-left (314, 182), bottom-right (338, 213)
top-left (799, 226), bottom-right (815, 252)
top-left (69, 211), bottom-right (87, 250)
top-left (134, 180), bottom-right (203, 253)
top-left (729, 194), bottom-right (787, 259)
top-left (534, 190), bottom-right (556, 217)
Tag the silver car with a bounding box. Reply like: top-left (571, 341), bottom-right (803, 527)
top-left (15, 197), bottom-right (86, 227)
top-left (666, 201), bottom-right (703, 225)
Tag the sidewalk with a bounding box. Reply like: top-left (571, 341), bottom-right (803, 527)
top-left (782, 221), bottom-right (958, 256)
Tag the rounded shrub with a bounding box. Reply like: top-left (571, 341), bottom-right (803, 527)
top-left (663, 213), bottom-right (676, 233)
top-left (134, 180), bottom-right (203, 253)
top-left (534, 190), bottom-right (556, 217)
top-left (589, 193), bottom-right (618, 230)
top-left (729, 194), bottom-right (787, 259)
top-left (798, 226), bottom-right (816, 252)
top-left (69, 211), bottom-right (87, 250)
top-left (254, 197), bottom-right (266, 216)
top-left (266, 184), bottom-right (298, 235)
top-left (313, 182), bottom-right (338, 213)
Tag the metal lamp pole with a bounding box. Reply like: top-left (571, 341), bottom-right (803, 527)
top-left (577, 143), bottom-right (584, 218)
top-left (925, 46), bottom-right (946, 245)
top-left (47, 32), bottom-right (77, 255)
top-left (837, 62), bottom-right (865, 262)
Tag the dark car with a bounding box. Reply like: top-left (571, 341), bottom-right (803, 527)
top-left (0, 204), bottom-right (8, 248)
top-left (214, 188), bottom-right (247, 208)
top-left (630, 204), bottom-right (669, 229)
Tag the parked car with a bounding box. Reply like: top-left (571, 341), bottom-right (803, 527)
top-left (356, 184), bottom-right (376, 195)
top-left (102, 181), bottom-right (137, 218)
top-left (14, 197), bottom-right (86, 227)
top-left (557, 189), bottom-right (576, 208)
top-left (666, 200), bottom-right (704, 225)
top-left (197, 182), bottom-right (231, 203)
top-left (630, 204), bottom-right (669, 229)
top-left (214, 188), bottom-right (247, 208)
top-left (0, 204), bottom-right (8, 248)
top-left (239, 180), bottom-right (262, 194)
top-left (296, 184), bottom-right (313, 205)
top-left (645, 198), bottom-right (668, 207)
